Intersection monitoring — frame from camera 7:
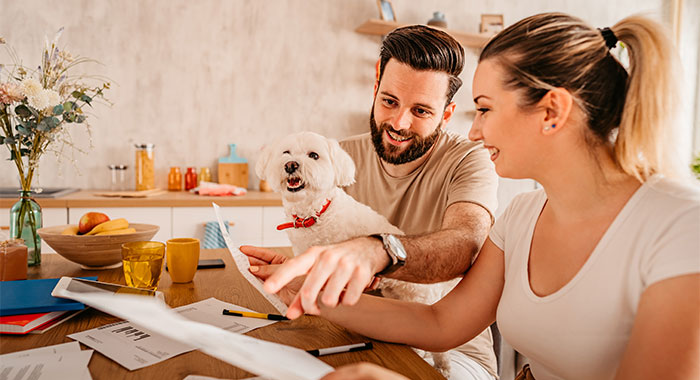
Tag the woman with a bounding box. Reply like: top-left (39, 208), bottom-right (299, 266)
top-left (268, 13), bottom-right (700, 379)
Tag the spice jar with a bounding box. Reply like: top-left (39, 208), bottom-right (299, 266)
top-left (199, 167), bottom-right (211, 184)
top-left (0, 239), bottom-right (28, 281)
top-left (168, 167), bottom-right (182, 191)
top-left (135, 144), bottom-right (155, 191)
top-left (184, 167), bottom-right (198, 191)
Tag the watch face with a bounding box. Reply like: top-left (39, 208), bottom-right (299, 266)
top-left (386, 234), bottom-right (407, 260)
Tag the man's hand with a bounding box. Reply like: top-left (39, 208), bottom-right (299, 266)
top-left (263, 237), bottom-right (390, 319)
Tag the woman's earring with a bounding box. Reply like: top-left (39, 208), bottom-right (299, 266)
top-left (544, 124), bottom-right (556, 132)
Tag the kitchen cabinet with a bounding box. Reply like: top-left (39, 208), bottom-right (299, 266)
top-left (172, 206), bottom-right (263, 247)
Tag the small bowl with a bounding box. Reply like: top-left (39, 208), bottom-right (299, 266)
top-left (38, 223), bottom-right (160, 270)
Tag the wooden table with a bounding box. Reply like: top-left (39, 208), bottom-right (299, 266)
top-left (0, 249), bottom-right (443, 380)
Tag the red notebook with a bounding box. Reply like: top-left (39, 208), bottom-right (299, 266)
top-left (0, 311), bottom-right (68, 334)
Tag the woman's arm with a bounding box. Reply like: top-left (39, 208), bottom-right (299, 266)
top-left (615, 273), bottom-right (700, 379)
top-left (312, 238), bottom-right (505, 352)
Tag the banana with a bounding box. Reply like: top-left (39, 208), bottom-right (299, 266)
top-left (95, 227), bottom-right (136, 236)
top-left (86, 218), bottom-right (129, 235)
top-left (61, 225), bottom-right (79, 235)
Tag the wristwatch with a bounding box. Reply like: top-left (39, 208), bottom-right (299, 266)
top-left (370, 233), bottom-right (407, 276)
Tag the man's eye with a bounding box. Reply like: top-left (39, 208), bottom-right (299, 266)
top-left (477, 108), bottom-right (490, 114)
top-left (382, 98), bottom-right (396, 106)
top-left (283, 150), bottom-right (290, 154)
top-left (414, 108), bottom-right (430, 116)
top-left (308, 152), bottom-right (319, 160)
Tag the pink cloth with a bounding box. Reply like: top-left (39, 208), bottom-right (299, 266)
top-left (196, 181), bottom-right (247, 196)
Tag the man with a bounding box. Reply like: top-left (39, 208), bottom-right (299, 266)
top-left (242, 25), bottom-right (498, 379)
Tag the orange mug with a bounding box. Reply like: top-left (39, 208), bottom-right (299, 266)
top-left (166, 238), bottom-right (200, 283)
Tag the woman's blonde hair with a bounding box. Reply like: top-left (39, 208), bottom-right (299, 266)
top-left (480, 13), bottom-right (682, 181)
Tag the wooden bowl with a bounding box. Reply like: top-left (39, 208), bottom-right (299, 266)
top-left (38, 223), bottom-right (160, 270)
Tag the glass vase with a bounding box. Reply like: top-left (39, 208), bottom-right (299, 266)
top-left (9, 191), bottom-right (42, 266)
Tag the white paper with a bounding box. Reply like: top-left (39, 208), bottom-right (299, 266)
top-left (65, 297), bottom-right (278, 371)
top-left (212, 202), bottom-right (288, 315)
top-left (68, 319), bottom-right (195, 371)
top-left (175, 297), bottom-right (276, 332)
top-left (59, 290), bottom-right (333, 380)
top-left (0, 349), bottom-right (93, 380)
top-left (0, 341), bottom-right (80, 360)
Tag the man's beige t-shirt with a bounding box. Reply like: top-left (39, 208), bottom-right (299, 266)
top-left (340, 130), bottom-right (500, 377)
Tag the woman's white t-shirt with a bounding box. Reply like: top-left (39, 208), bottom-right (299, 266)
top-left (491, 176), bottom-right (700, 380)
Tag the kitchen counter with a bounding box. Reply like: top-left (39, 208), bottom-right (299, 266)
top-left (0, 189), bottom-right (282, 208)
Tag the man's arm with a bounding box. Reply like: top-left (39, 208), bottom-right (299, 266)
top-left (392, 201), bottom-right (491, 283)
top-left (264, 201), bottom-right (492, 315)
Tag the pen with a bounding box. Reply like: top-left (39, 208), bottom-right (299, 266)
top-left (306, 342), bottom-right (373, 357)
top-left (222, 309), bottom-right (289, 321)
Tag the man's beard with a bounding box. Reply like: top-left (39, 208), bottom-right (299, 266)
top-left (370, 110), bottom-right (442, 165)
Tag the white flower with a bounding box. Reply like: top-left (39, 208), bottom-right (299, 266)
top-left (28, 90), bottom-right (51, 111)
top-left (19, 78), bottom-right (42, 99)
top-left (0, 82), bottom-right (23, 104)
top-left (46, 89), bottom-right (61, 108)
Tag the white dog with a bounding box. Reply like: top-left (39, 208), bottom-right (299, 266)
top-left (256, 131), bottom-right (454, 376)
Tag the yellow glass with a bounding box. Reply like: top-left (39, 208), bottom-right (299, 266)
top-left (166, 238), bottom-right (200, 283)
top-left (121, 241), bottom-right (165, 290)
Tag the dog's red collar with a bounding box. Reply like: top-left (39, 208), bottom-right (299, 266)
top-left (276, 199), bottom-right (332, 230)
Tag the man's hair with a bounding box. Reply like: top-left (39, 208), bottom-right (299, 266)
top-left (378, 25), bottom-right (465, 107)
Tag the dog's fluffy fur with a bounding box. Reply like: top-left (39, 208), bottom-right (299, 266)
top-left (257, 131), bottom-right (454, 376)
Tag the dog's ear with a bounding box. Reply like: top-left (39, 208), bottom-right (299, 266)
top-left (255, 143), bottom-right (274, 181)
top-left (327, 138), bottom-right (355, 187)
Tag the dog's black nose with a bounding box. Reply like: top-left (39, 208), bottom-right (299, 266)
top-left (284, 161), bottom-right (299, 174)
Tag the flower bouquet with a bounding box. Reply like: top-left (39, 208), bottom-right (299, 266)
top-left (0, 29), bottom-right (109, 265)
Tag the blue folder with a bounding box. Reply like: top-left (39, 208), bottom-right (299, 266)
top-left (0, 276), bottom-right (97, 316)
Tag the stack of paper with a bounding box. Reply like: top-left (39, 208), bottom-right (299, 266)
top-left (66, 298), bottom-right (278, 371)
top-left (0, 341), bottom-right (93, 380)
top-left (56, 290), bottom-right (333, 380)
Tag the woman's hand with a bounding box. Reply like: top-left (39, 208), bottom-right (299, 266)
top-left (320, 363), bottom-right (410, 380)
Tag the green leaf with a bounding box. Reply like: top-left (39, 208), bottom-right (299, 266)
top-left (48, 116), bottom-right (60, 128)
top-left (79, 94), bottom-right (92, 105)
top-left (63, 101), bottom-right (75, 111)
top-left (17, 124), bottom-right (31, 135)
top-left (15, 104), bottom-right (32, 118)
top-left (10, 150), bottom-right (17, 160)
top-left (19, 148), bottom-right (30, 156)
top-left (71, 90), bottom-right (83, 99)
top-left (37, 118), bottom-right (50, 132)
top-left (75, 114), bottom-right (86, 123)
top-left (0, 136), bottom-right (4, 144)
top-left (53, 104), bottom-right (64, 115)
top-left (63, 112), bottom-right (75, 123)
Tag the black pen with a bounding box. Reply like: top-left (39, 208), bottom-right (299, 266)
top-left (222, 309), bottom-right (289, 320)
top-left (306, 342), bottom-right (373, 357)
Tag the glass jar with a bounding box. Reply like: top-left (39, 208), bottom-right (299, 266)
top-left (184, 167), bottom-right (197, 191)
top-left (108, 164), bottom-right (128, 191)
top-left (135, 144), bottom-right (155, 191)
top-left (199, 167), bottom-right (211, 184)
top-left (168, 167), bottom-right (182, 191)
top-left (9, 191), bottom-right (42, 266)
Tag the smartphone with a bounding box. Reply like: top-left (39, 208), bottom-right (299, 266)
top-left (166, 258), bottom-right (225, 271)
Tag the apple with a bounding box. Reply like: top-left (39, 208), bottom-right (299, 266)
top-left (78, 212), bottom-right (110, 235)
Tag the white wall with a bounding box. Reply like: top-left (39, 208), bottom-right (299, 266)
top-left (2, 0), bottom-right (689, 197)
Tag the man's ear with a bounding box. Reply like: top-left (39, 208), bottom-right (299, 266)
top-left (373, 59), bottom-right (381, 98)
top-left (327, 138), bottom-right (356, 187)
top-left (539, 88), bottom-right (573, 135)
top-left (441, 101), bottom-right (457, 128)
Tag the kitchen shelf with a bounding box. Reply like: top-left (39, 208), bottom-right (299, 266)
top-left (355, 19), bottom-right (492, 49)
